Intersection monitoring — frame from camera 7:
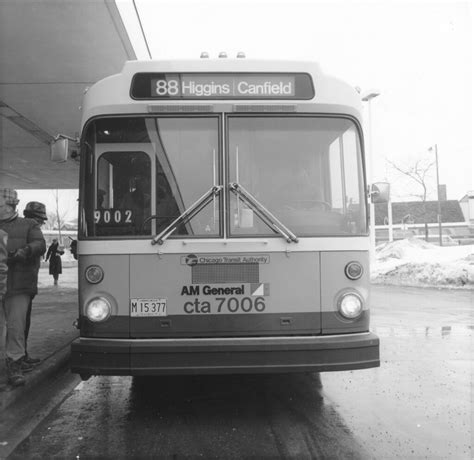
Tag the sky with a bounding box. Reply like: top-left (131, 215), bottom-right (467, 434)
top-left (119, 0), bottom-right (473, 201)
top-left (19, 0), bottom-right (473, 219)
top-left (16, 189), bottom-right (78, 224)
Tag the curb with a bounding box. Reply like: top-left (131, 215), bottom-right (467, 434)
top-left (0, 342), bottom-right (73, 413)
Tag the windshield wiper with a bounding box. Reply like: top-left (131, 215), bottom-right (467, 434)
top-left (229, 182), bottom-right (298, 243)
top-left (151, 185), bottom-right (223, 245)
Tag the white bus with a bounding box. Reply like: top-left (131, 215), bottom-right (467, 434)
top-left (67, 56), bottom-right (380, 379)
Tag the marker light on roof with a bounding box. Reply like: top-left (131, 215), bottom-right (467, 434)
top-left (218, 52), bottom-right (227, 58)
top-left (200, 52), bottom-right (209, 58)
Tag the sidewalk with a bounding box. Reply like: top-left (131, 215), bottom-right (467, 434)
top-left (0, 264), bottom-right (79, 411)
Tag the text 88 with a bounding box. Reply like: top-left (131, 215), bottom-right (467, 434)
top-left (155, 80), bottom-right (179, 96)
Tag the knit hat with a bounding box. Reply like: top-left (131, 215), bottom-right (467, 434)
top-left (0, 188), bottom-right (19, 206)
top-left (23, 201), bottom-right (48, 220)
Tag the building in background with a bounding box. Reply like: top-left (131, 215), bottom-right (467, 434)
top-left (459, 191), bottom-right (474, 225)
top-left (375, 192), bottom-right (474, 245)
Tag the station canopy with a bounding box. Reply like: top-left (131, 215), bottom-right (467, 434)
top-left (0, 0), bottom-right (137, 189)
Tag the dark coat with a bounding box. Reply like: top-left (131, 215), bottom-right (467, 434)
top-left (46, 241), bottom-right (64, 276)
top-left (0, 215), bottom-right (46, 298)
top-left (0, 229), bottom-right (7, 299)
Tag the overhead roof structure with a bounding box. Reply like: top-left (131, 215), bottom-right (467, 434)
top-left (0, 0), bottom-right (137, 189)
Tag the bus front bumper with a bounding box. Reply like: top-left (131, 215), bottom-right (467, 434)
top-left (70, 332), bottom-right (379, 377)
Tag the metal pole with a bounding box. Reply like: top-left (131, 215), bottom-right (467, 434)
top-left (388, 198), bottom-right (393, 242)
top-left (362, 90), bottom-right (380, 258)
top-left (434, 144), bottom-right (442, 246)
top-left (367, 100), bottom-right (376, 261)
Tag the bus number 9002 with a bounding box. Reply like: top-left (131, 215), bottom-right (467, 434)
top-left (94, 209), bottom-right (133, 225)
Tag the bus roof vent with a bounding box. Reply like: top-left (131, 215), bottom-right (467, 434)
top-left (233, 104), bottom-right (297, 113)
top-left (236, 52), bottom-right (246, 58)
top-left (148, 104), bottom-right (214, 113)
top-left (200, 52), bottom-right (209, 58)
top-left (218, 51), bottom-right (227, 58)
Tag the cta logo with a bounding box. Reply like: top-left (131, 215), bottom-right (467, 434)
top-left (184, 254), bottom-right (198, 266)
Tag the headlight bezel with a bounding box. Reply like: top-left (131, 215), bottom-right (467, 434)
top-left (85, 296), bottom-right (112, 322)
top-left (337, 290), bottom-right (364, 320)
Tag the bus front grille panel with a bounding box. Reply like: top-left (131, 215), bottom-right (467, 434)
top-left (192, 263), bottom-right (259, 284)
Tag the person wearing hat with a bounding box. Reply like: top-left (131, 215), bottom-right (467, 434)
top-left (0, 230), bottom-right (7, 306)
top-left (0, 229), bottom-right (7, 363)
top-left (22, 201), bottom-right (48, 365)
top-left (0, 189), bottom-right (46, 387)
top-left (23, 201), bottom-right (48, 225)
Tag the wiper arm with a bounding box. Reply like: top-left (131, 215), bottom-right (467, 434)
top-left (229, 182), bottom-right (298, 243)
top-left (152, 185), bottom-right (223, 245)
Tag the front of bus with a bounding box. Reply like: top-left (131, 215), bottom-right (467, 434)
top-left (71, 59), bottom-right (379, 379)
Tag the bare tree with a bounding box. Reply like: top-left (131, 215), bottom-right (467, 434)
top-left (387, 157), bottom-right (436, 240)
top-left (49, 190), bottom-right (71, 244)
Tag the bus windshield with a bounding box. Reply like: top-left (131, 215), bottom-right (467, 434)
top-left (228, 116), bottom-right (367, 237)
top-left (81, 115), bottom-right (366, 238)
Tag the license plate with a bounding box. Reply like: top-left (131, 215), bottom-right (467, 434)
top-left (130, 298), bottom-right (167, 317)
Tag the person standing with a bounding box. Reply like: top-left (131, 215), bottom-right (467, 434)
top-left (0, 189), bottom-right (46, 387)
top-left (22, 202), bottom-right (48, 365)
top-left (45, 238), bottom-right (64, 285)
top-left (0, 229), bottom-right (7, 303)
top-left (0, 230), bottom-right (7, 361)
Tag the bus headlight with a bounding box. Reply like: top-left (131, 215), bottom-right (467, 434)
top-left (85, 297), bottom-right (111, 322)
top-left (338, 292), bottom-right (363, 319)
top-left (85, 265), bottom-right (104, 284)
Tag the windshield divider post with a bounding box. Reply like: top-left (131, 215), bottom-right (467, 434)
top-left (213, 148), bottom-right (217, 229)
top-left (236, 147), bottom-right (240, 224)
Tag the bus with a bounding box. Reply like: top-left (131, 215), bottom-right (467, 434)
top-left (67, 55), bottom-right (380, 379)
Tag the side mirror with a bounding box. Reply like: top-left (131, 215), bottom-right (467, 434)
top-left (50, 138), bottom-right (69, 163)
top-left (50, 136), bottom-right (79, 163)
top-left (69, 239), bottom-right (78, 260)
top-left (370, 182), bottom-right (390, 203)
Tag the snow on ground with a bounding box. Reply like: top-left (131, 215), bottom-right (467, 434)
top-left (371, 238), bottom-right (474, 289)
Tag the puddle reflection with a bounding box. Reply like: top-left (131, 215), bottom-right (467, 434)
top-left (373, 325), bottom-right (472, 338)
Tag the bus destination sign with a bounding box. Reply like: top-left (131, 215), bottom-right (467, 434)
top-left (131, 73), bottom-right (314, 100)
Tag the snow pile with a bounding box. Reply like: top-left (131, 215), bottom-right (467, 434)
top-left (371, 238), bottom-right (474, 289)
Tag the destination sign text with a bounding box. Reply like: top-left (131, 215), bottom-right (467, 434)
top-left (131, 73), bottom-right (314, 100)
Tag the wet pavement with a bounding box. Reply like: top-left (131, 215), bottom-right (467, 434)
top-left (322, 286), bottom-right (473, 459)
top-left (1, 277), bottom-right (472, 459)
top-left (10, 373), bottom-right (372, 459)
